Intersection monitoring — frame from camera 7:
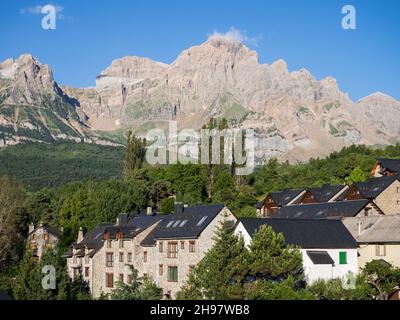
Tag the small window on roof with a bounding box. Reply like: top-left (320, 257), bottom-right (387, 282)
top-left (166, 221), bottom-right (174, 228)
top-left (179, 220), bottom-right (188, 227)
top-left (172, 220), bottom-right (181, 228)
top-left (197, 216), bottom-right (207, 227)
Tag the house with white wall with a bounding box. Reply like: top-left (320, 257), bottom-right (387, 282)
top-left (235, 218), bottom-right (358, 284)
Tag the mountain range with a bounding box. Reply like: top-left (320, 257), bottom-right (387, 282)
top-left (1, 36), bottom-right (400, 162)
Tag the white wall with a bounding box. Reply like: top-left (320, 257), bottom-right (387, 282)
top-left (234, 222), bottom-right (358, 284)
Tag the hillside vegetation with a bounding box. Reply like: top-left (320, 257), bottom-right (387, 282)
top-left (0, 143), bottom-right (124, 190)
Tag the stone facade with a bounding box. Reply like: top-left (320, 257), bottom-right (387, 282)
top-left (374, 179), bottom-right (400, 215)
top-left (141, 207), bottom-right (236, 299)
top-left (66, 207), bottom-right (236, 299)
top-left (27, 223), bottom-right (60, 260)
top-left (66, 219), bottom-right (160, 299)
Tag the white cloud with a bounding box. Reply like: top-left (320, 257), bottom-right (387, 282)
top-left (208, 27), bottom-right (262, 47)
top-left (20, 4), bottom-right (65, 19)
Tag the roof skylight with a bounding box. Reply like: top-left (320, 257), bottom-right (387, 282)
top-left (197, 216), bottom-right (207, 226)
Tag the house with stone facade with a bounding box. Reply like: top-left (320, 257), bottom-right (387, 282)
top-left (235, 218), bottom-right (358, 283)
top-left (372, 159), bottom-right (400, 177)
top-left (257, 189), bottom-right (305, 217)
top-left (65, 213), bottom-right (163, 298)
top-left (336, 176), bottom-right (400, 215)
top-left (140, 204), bottom-right (237, 299)
top-left (343, 215), bottom-right (400, 269)
top-left (28, 223), bottom-right (61, 260)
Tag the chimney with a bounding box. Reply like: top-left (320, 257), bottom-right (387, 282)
top-left (357, 218), bottom-right (362, 236)
top-left (116, 213), bottom-right (128, 226)
top-left (146, 207), bottom-right (153, 216)
top-left (175, 203), bottom-right (183, 215)
top-left (28, 223), bottom-right (35, 234)
top-left (77, 227), bottom-right (84, 243)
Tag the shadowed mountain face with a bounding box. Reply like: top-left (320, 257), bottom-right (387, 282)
top-left (1, 38), bottom-right (400, 162)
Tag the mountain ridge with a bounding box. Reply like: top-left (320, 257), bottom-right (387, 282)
top-left (1, 39), bottom-right (399, 162)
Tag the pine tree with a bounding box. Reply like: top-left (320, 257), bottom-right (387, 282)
top-left (123, 131), bottom-right (147, 178)
top-left (247, 225), bottom-right (303, 281)
top-left (347, 166), bottom-right (367, 185)
top-left (176, 221), bottom-right (249, 300)
top-left (110, 267), bottom-right (161, 300)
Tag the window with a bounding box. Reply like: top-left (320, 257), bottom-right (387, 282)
top-left (189, 265), bottom-right (195, 273)
top-left (172, 220), bottom-right (181, 228)
top-left (189, 241), bottom-right (196, 253)
top-left (159, 241), bottom-right (163, 253)
top-left (127, 252), bottom-right (132, 262)
top-left (339, 251), bottom-right (347, 265)
top-left (119, 252), bottom-right (124, 262)
top-left (179, 220), bottom-right (188, 227)
top-left (166, 221), bottom-right (174, 228)
top-left (397, 187), bottom-right (400, 193)
top-left (397, 200), bottom-right (400, 206)
top-left (167, 242), bottom-right (178, 258)
top-left (106, 240), bottom-right (111, 249)
top-left (32, 234), bottom-right (36, 240)
top-left (127, 275), bottom-right (132, 284)
top-left (376, 245), bottom-right (386, 257)
top-left (119, 274), bottom-right (124, 283)
top-left (85, 267), bottom-right (89, 277)
top-left (159, 264), bottom-right (164, 276)
top-left (85, 256), bottom-right (89, 264)
top-left (167, 266), bottom-right (178, 282)
top-left (44, 233), bottom-right (49, 241)
top-left (119, 240), bottom-right (124, 248)
top-left (106, 273), bottom-right (114, 288)
top-left (181, 241), bottom-right (185, 250)
top-left (45, 243), bottom-right (53, 250)
top-left (197, 216), bottom-right (207, 227)
top-left (144, 251), bottom-right (148, 263)
top-left (106, 253), bottom-right (113, 267)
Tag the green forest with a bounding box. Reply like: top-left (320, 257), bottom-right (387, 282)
top-left (1, 136), bottom-right (400, 300)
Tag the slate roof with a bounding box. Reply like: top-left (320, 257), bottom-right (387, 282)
top-left (343, 216), bottom-right (400, 243)
top-left (306, 184), bottom-right (347, 202)
top-left (377, 159), bottom-right (400, 173)
top-left (267, 189), bottom-right (305, 206)
top-left (337, 176), bottom-right (398, 200)
top-left (274, 199), bottom-right (370, 219)
top-left (0, 290), bottom-right (13, 300)
top-left (306, 251), bottom-right (334, 265)
top-left (239, 218), bottom-right (358, 249)
top-left (65, 215), bottom-right (163, 256)
top-left (29, 225), bottom-right (61, 237)
top-left (141, 204), bottom-right (225, 246)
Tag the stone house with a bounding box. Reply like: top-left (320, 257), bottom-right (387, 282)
top-left (337, 176), bottom-right (400, 215)
top-left (140, 204), bottom-right (237, 299)
top-left (65, 213), bottom-right (163, 298)
top-left (27, 223), bottom-right (61, 260)
top-left (371, 159), bottom-right (400, 177)
top-left (257, 189), bottom-right (305, 217)
top-left (343, 215), bottom-right (400, 269)
top-left (235, 218), bottom-right (359, 283)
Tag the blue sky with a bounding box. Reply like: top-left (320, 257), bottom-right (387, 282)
top-left (1, 0), bottom-right (399, 100)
